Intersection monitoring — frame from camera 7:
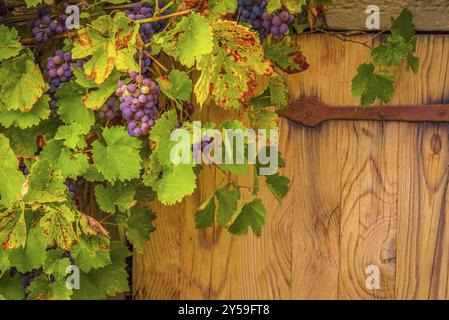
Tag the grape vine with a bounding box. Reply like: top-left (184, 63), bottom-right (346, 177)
top-left (0, 0), bottom-right (415, 301)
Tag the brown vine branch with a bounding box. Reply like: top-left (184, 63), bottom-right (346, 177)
top-left (136, 9), bottom-right (194, 24)
top-left (143, 50), bottom-right (169, 74)
top-left (19, 31), bottom-right (78, 44)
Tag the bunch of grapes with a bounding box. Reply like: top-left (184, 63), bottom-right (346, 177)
top-left (45, 50), bottom-right (85, 116)
top-left (18, 158), bottom-right (29, 176)
top-left (125, 2), bottom-right (169, 75)
top-left (29, 7), bottom-right (67, 43)
top-left (116, 71), bottom-right (160, 137)
top-left (262, 10), bottom-right (294, 40)
top-left (21, 269), bottom-right (43, 289)
top-left (237, 0), bottom-right (268, 37)
top-left (98, 97), bottom-right (118, 119)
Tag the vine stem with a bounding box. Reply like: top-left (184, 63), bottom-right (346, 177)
top-left (19, 31), bottom-right (77, 44)
top-left (143, 51), bottom-right (169, 73)
top-left (135, 9), bottom-right (194, 24)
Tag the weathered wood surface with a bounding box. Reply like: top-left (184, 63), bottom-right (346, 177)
top-left (134, 34), bottom-right (449, 299)
top-left (326, 0), bottom-right (449, 31)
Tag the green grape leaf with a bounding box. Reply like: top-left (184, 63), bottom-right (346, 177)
top-left (249, 105), bottom-right (278, 129)
top-left (372, 35), bottom-right (408, 67)
top-left (265, 173), bottom-right (290, 205)
top-left (124, 207), bottom-right (156, 253)
top-left (266, 0), bottom-right (282, 13)
top-left (0, 209), bottom-right (26, 250)
top-left (210, 0), bottom-right (237, 14)
top-left (0, 120), bottom-right (59, 158)
top-left (156, 69), bottom-right (193, 104)
top-left (72, 241), bottom-right (130, 300)
top-left (269, 74), bottom-right (289, 109)
top-left (0, 135), bottom-right (25, 209)
top-left (56, 82), bottom-right (95, 131)
top-left (71, 238), bottom-right (111, 273)
top-left (0, 52), bottom-right (47, 111)
top-left (0, 274), bottom-right (25, 300)
top-left (24, 159), bottom-right (67, 204)
top-left (0, 94), bottom-right (50, 129)
top-left (217, 120), bottom-right (250, 175)
top-left (39, 205), bottom-right (76, 251)
top-left (149, 109), bottom-right (178, 144)
top-left (228, 198), bottom-right (267, 236)
top-left (84, 165), bottom-right (107, 182)
top-left (0, 25), bottom-right (22, 60)
top-left (28, 276), bottom-right (72, 300)
top-left (8, 227), bottom-right (47, 273)
top-left (390, 8), bottom-right (415, 44)
top-left (216, 184), bottom-right (240, 226)
top-left (92, 127), bottom-right (142, 182)
top-left (95, 183), bottom-right (136, 214)
top-left (0, 248), bottom-right (10, 272)
top-left (39, 140), bottom-right (89, 178)
top-left (25, 0), bottom-right (44, 7)
top-left (264, 37), bottom-right (302, 73)
top-left (54, 123), bottom-right (88, 149)
top-left (195, 21), bottom-right (272, 110)
top-left (154, 13), bottom-right (213, 68)
top-left (351, 63), bottom-right (395, 107)
top-left (43, 249), bottom-right (71, 280)
top-left (158, 164), bottom-right (197, 206)
top-left (195, 193), bottom-right (216, 229)
top-left (282, 0), bottom-right (307, 14)
top-left (83, 71), bottom-right (121, 110)
top-left (72, 66), bottom-right (98, 89)
top-left (72, 13), bottom-right (139, 84)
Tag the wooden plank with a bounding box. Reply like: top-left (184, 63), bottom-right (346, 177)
top-left (394, 36), bottom-right (449, 299)
top-left (326, 0), bottom-right (449, 32)
top-left (133, 201), bottom-right (181, 300)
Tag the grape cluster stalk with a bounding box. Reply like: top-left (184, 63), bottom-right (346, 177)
top-left (116, 71), bottom-right (161, 137)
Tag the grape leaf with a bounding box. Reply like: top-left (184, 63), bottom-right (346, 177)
top-left (72, 241), bottom-right (130, 300)
top-left (269, 74), bottom-right (289, 109)
top-left (71, 238), bottom-right (111, 273)
top-left (0, 274), bottom-right (25, 300)
top-left (282, 0), bottom-right (307, 14)
top-left (351, 63), bottom-right (395, 107)
top-left (72, 66), bottom-right (98, 89)
top-left (156, 70), bottom-right (193, 105)
top-left (154, 13), bottom-right (213, 68)
top-left (28, 276), bottom-right (72, 300)
top-left (149, 109), bottom-right (178, 144)
top-left (217, 120), bottom-right (250, 175)
top-left (124, 207), bottom-right (155, 252)
top-left (0, 52), bottom-right (47, 112)
top-left (266, 0), bottom-right (282, 13)
top-left (82, 71), bottom-right (121, 110)
top-left (158, 164), bottom-right (197, 206)
top-left (8, 227), bottom-right (47, 273)
top-left (264, 37), bottom-right (298, 71)
top-left (0, 120), bottom-right (58, 158)
top-left (24, 159), bottom-right (67, 204)
top-left (0, 94), bottom-right (50, 129)
top-left (43, 249), bottom-right (71, 280)
top-left (54, 123), bottom-right (88, 149)
top-left (39, 205), bottom-right (76, 251)
top-left (39, 140), bottom-right (89, 178)
top-left (265, 173), bottom-right (289, 205)
top-left (56, 82), bottom-right (95, 131)
top-left (72, 13), bottom-right (139, 84)
top-left (195, 21), bottom-right (272, 110)
top-left (0, 209), bottom-right (26, 250)
top-left (195, 193), bottom-right (215, 229)
top-left (0, 248), bottom-right (9, 272)
top-left (249, 104), bottom-right (278, 129)
top-left (210, 0), bottom-right (237, 14)
top-left (95, 183), bottom-right (136, 214)
top-left (0, 25), bottom-right (22, 61)
top-left (216, 184), bottom-right (240, 226)
top-left (372, 35), bottom-right (409, 67)
top-left (25, 0), bottom-right (44, 7)
top-left (228, 198), bottom-right (267, 236)
top-left (92, 127), bottom-right (142, 182)
top-left (0, 135), bottom-right (25, 209)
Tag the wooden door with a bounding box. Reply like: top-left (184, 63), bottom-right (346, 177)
top-left (133, 33), bottom-right (449, 300)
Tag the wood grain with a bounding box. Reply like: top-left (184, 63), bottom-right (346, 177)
top-left (326, 0), bottom-right (449, 32)
top-left (134, 34), bottom-right (449, 300)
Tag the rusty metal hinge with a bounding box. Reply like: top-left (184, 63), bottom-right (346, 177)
top-left (278, 97), bottom-right (449, 127)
